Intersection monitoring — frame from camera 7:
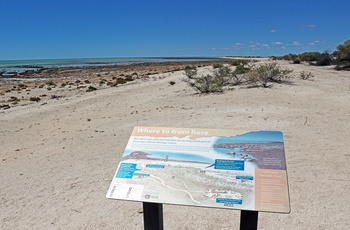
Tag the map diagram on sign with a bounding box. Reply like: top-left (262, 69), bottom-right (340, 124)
top-left (106, 127), bottom-right (290, 213)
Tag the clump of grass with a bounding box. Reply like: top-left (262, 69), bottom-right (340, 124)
top-left (29, 97), bottom-right (41, 102)
top-left (230, 59), bottom-right (249, 66)
top-left (47, 80), bottom-right (55, 86)
top-left (299, 71), bottom-right (314, 80)
top-left (183, 66), bottom-right (197, 79)
top-left (8, 96), bottom-right (20, 102)
top-left (125, 75), bottom-right (134, 81)
top-left (293, 58), bottom-right (301, 64)
top-left (116, 78), bottom-right (127, 84)
top-left (86, 86), bottom-right (97, 92)
top-left (212, 63), bottom-right (224, 69)
top-left (0, 104), bottom-right (11, 110)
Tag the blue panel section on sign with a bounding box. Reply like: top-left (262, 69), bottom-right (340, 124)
top-left (214, 159), bottom-right (244, 171)
top-left (116, 163), bottom-right (137, 178)
top-left (216, 198), bottom-right (243, 205)
top-left (146, 164), bottom-right (165, 168)
top-left (236, 176), bottom-right (254, 180)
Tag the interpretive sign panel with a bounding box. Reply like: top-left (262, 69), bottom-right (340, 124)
top-left (106, 127), bottom-right (290, 213)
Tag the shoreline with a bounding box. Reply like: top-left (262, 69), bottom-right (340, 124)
top-left (0, 57), bottom-right (222, 74)
top-left (0, 59), bottom-right (228, 110)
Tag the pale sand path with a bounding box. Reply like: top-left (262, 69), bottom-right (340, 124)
top-left (1, 61), bottom-right (350, 229)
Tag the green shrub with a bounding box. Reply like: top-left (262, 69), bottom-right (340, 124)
top-left (183, 66), bottom-right (197, 79)
top-left (244, 63), bottom-right (293, 87)
top-left (335, 39), bottom-right (350, 70)
top-left (299, 71), bottom-right (314, 80)
top-left (188, 74), bottom-right (223, 93)
top-left (234, 63), bottom-right (251, 74)
top-left (293, 58), bottom-right (301, 64)
top-left (299, 52), bottom-right (321, 62)
top-left (86, 86), bottom-right (97, 92)
top-left (29, 97), bottom-right (41, 102)
top-left (315, 52), bottom-right (333, 66)
top-left (125, 75), bottom-right (134, 81)
top-left (184, 65), bottom-right (226, 93)
top-left (280, 53), bottom-right (298, 61)
top-left (116, 78), bottom-right (127, 84)
top-left (212, 63), bottom-right (224, 69)
top-left (213, 65), bottom-right (248, 86)
top-left (230, 59), bottom-right (249, 66)
top-left (335, 61), bottom-right (350, 70)
top-left (213, 66), bottom-right (232, 85)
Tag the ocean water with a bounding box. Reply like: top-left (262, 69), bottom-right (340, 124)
top-left (0, 57), bottom-right (214, 74)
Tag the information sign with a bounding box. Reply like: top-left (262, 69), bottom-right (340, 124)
top-left (106, 127), bottom-right (290, 213)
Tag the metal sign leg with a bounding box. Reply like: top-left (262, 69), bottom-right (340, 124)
top-left (143, 202), bottom-right (164, 230)
top-left (240, 210), bottom-right (258, 230)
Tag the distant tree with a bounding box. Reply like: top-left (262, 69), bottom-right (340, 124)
top-left (335, 39), bottom-right (350, 70)
top-left (315, 52), bottom-right (333, 66)
top-left (299, 52), bottom-right (321, 62)
top-left (281, 53), bottom-right (298, 61)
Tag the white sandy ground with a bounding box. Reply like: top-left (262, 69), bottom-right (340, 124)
top-left (1, 60), bottom-right (350, 229)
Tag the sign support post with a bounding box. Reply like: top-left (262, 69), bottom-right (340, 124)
top-left (240, 210), bottom-right (258, 230)
top-left (143, 202), bottom-right (164, 230)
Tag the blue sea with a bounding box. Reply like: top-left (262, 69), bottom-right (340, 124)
top-left (0, 57), bottom-right (215, 74)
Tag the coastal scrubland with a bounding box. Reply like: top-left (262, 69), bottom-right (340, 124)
top-left (1, 56), bottom-right (350, 229)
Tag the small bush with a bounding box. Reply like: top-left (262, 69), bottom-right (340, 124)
top-left (244, 63), bottom-right (293, 87)
top-left (86, 86), bottom-right (97, 92)
top-left (299, 52), bottom-right (321, 62)
top-left (213, 66), bottom-right (232, 85)
top-left (293, 58), bottom-right (301, 64)
top-left (234, 63), bottom-right (251, 75)
top-left (335, 39), bottom-right (350, 70)
top-left (116, 78), bottom-right (127, 84)
top-left (183, 66), bottom-right (197, 79)
top-left (212, 63), bottom-right (223, 69)
top-left (230, 59), bottom-right (249, 66)
top-left (315, 52), bottom-right (333, 66)
top-left (189, 74), bottom-right (223, 93)
top-left (125, 75), bottom-right (134, 81)
top-left (29, 97), bottom-right (41, 102)
top-left (169, 81), bottom-right (176, 85)
top-left (47, 80), bottom-right (55, 86)
top-left (299, 71), bottom-right (314, 80)
top-left (0, 104), bottom-right (11, 110)
top-left (335, 61), bottom-right (350, 70)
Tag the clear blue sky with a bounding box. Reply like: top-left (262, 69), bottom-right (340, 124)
top-left (1, 0), bottom-right (349, 60)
